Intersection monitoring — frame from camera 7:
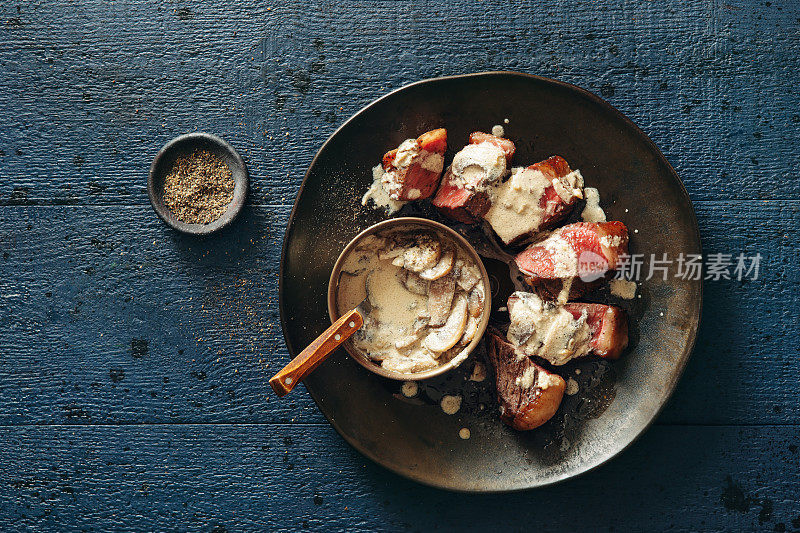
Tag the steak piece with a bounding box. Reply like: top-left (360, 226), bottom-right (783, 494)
top-left (483, 155), bottom-right (585, 246)
top-left (563, 302), bottom-right (629, 360)
top-left (514, 221), bottom-right (629, 300)
top-left (469, 131), bottom-right (516, 161)
top-left (380, 128), bottom-right (447, 201)
top-left (432, 132), bottom-right (514, 223)
top-left (487, 331), bottom-right (566, 431)
top-left (431, 176), bottom-right (491, 224)
top-left (507, 291), bottom-right (629, 365)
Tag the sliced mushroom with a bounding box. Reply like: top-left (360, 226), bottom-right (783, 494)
top-left (424, 295), bottom-right (468, 353)
top-left (395, 333), bottom-right (420, 350)
top-left (412, 316), bottom-right (430, 333)
top-left (418, 247), bottom-right (455, 281)
top-left (507, 314), bottom-right (535, 348)
top-left (382, 350), bottom-right (439, 374)
top-left (506, 293), bottom-right (538, 346)
top-left (398, 234), bottom-right (441, 272)
top-left (427, 273), bottom-right (456, 326)
top-left (460, 316), bottom-right (479, 346)
top-left (356, 234), bottom-right (388, 252)
top-left (368, 351), bottom-right (388, 361)
top-left (353, 320), bottom-right (392, 356)
top-left (457, 260), bottom-right (482, 291)
top-left (400, 270), bottom-right (430, 295)
top-left (468, 286), bottom-right (485, 318)
top-left (437, 345), bottom-right (463, 364)
top-left (377, 244), bottom-right (404, 262)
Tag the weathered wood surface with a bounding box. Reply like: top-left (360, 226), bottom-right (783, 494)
top-left (1, 424), bottom-right (798, 532)
top-left (1, 202), bottom-right (796, 426)
top-left (0, 0), bottom-right (798, 530)
top-left (0, 1), bottom-right (798, 206)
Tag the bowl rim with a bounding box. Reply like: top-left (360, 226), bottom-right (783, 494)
top-left (147, 132), bottom-right (249, 236)
top-left (327, 217), bottom-right (492, 381)
top-left (278, 71), bottom-right (703, 492)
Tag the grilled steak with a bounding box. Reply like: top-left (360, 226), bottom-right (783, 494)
top-left (469, 131), bottom-right (516, 160)
top-left (483, 155), bottom-right (585, 246)
top-left (507, 291), bottom-right (629, 365)
top-left (563, 302), bottom-right (629, 360)
top-left (432, 132), bottom-right (514, 223)
top-left (514, 221), bottom-right (629, 300)
top-left (380, 128), bottom-right (447, 201)
top-left (432, 173), bottom-right (492, 223)
top-left (487, 331), bottom-right (566, 431)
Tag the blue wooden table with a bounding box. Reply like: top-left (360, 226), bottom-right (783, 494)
top-left (1, 1), bottom-right (798, 531)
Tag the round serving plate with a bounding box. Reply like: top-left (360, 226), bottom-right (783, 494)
top-left (278, 71), bottom-right (701, 492)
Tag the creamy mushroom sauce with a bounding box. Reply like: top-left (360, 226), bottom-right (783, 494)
top-left (336, 228), bottom-right (486, 374)
top-left (361, 165), bottom-right (407, 214)
top-left (484, 166), bottom-right (584, 245)
top-left (581, 186), bottom-right (606, 223)
top-left (361, 139), bottom-right (445, 212)
top-left (507, 291), bottom-right (591, 366)
top-left (448, 141), bottom-right (507, 190)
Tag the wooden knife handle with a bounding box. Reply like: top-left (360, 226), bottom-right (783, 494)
top-left (269, 308), bottom-right (364, 397)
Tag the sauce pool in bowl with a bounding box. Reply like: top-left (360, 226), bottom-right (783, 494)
top-left (328, 218), bottom-right (492, 381)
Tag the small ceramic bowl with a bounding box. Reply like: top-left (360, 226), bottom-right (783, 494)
top-left (148, 132), bottom-right (248, 236)
top-left (327, 217), bottom-right (492, 381)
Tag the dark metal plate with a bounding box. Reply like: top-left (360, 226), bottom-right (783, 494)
top-left (278, 72), bottom-right (702, 492)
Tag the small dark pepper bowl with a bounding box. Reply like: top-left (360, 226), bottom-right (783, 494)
top-left (148, 132), bottom-right (248, 236)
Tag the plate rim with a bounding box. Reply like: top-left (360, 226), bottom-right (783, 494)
top-left (277, 70), bottom-right (703, 492)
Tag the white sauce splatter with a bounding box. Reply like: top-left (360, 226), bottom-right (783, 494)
top-left (440, 395), bottom-right (462, 415)
top-left (491, 124), bottom-right (505, 137)
top-left (609, 279), bottom-right (637, 300)
top-left (565, 377), bottom-right (579, 396)
top-left (393, 139), bottom-right (419, 167)
top-left (515, 366), bottom-right (561, 390)
top-left (401, 381), bottom-right (418, 397)
top-left (361, 165), bottom-right (407, 214)
top-left (538, 371), bottom-right (563, 390)
top-left (581, 187), bottom-right (607, 223)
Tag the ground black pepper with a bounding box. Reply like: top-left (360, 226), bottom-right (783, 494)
top-left (162, 149), bottom-right (234, 224)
